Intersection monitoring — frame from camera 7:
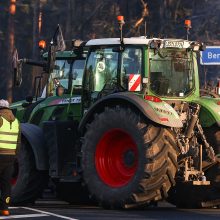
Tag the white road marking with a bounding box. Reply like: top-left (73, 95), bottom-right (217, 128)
top-left (0, 213), bottom-right (48, 219)
top-left (22, 207), bottom-right (79, 220)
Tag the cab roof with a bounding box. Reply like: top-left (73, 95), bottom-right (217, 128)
top-left (86, 37), bottom-right (195, 49)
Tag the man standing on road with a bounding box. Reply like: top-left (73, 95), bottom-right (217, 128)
top-left (0, 99), bottom-right (20, 216)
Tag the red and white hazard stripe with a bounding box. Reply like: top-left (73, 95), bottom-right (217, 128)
top-left (216, 87), bottom-right (220, 95)
top-left (128, 74), bottom-right (141, 92)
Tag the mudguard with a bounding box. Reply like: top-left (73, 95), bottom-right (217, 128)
top-left (21, 123), bottom-right (49, 170)
top-left (79, 92), bottom-right (182, 133)
top-left (193, 97), bottom-right (220, 127)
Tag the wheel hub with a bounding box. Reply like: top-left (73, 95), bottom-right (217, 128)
top-left (95, 128), bottom-right (138, 188)
top-left (123, 150), bottom-right (136, 167)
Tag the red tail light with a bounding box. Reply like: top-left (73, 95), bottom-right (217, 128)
top-left (160, 117), bottom-right (169, 122)
top-left (144, 95), bottom-right (162, 103)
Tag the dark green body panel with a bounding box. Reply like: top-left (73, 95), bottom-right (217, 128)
top-left (193, 97), bottom-right (220, 127)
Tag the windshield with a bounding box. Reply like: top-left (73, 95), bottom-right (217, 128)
top-left (51, 60), bottom-right (70, 89)
top-left (47, 59), bottom-right (85, 96)
top-left (149, 49), bottom-right (195, 97)
top-left (84, 47), bottom-right (142, 94)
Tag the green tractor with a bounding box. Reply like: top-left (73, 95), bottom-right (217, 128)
top-left (78, 37), bottom-right (220, 208)
top-left (10, 38), bottom-right (87, 204)
top-left (11, 21), bottom-right (220, 209)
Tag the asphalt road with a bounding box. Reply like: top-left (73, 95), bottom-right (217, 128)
top-left (2, 200), bottom-right (220, 220)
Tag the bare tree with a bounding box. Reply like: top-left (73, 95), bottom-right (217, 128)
top-left (32, 0), bottom-right (40, 59)
top-left (126, 0), bottom-right (149, 36)
top-left (6, 0), bottom-right (16, 103)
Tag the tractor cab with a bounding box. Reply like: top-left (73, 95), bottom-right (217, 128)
top-left (11, 49), bottom-right (86, 123)
top-left (42, 51), bottom-right (86, 98)
top-left (83, 38), bottom-right (203, 107)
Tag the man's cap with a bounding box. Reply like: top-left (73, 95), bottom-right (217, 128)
top-left (0, 99), bottom-right (10, 109)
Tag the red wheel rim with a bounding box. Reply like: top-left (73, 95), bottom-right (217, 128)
top-left (95, 128), bottom-right (138, 188)
top-left (11, 160), bottom-right (18, 186)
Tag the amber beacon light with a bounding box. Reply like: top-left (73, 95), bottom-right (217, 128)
top-left (117, 16), bottom-right (125, 24)
top-left (38, 40), bottom-right (46, 49)
top-left (117, 15), bottom-right (125, 44)
top-left (184, 20), bottom-right (192, 29)
top-left (184, 19), bottom-right (191, 40)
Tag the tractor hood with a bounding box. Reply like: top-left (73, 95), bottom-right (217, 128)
top-left (10, 100), bottom-right (26, 122)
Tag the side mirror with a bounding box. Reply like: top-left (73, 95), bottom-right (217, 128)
top-left (199, 43), bottom-right (206, 51)
top-left (12, 48), bottom-right (23, 87)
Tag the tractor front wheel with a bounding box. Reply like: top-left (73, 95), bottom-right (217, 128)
top-left (82, 107), bottom-right (178, 209)
top-left (11, 138), bottom-right (48, 205)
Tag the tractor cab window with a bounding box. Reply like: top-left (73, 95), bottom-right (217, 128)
top-left (51, 60), bottom-right (70, 89)
top-left (84, 47), bottom-right (118, 99)
top-left (48, 59), bottom-right (85, 96)
top-left (48, 59), bottom-right (70, 95)
top-left (121, 48), bottom-right (142, 88)
top-left (71, 59), bottom-right (85, 87)
top-left (84, 47), bottom-right (142, 102)
top-left (149, 49), bottom-right (195, 97)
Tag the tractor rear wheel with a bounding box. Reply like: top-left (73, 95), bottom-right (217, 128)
top-left (11, 138), bottom-right (48, 205)
top-left (82, 107), bottom-right (178, 209)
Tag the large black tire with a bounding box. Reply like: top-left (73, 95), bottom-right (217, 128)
top-left (167, 125), bottom-right (220, 208)
top-left (11, 138), bottom-right (48, 205)
top-left (204, 125), bottom-right (220, 183)
top-left (204, 125), bottom-right (220, 155)
top-left (82, 107), bottom-right (178, 209)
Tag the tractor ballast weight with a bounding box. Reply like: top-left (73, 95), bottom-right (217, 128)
top-left (79, 92), bottom-right (183, 134)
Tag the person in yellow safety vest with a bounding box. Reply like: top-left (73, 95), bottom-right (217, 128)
top-left (0, 99), bottom-right (20, 216)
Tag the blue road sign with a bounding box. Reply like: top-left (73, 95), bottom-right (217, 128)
top-left (200, 46), bottom-right (220, 65)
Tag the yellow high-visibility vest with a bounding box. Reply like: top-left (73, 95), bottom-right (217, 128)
top-left (0, 117), bottom-right (19, 150)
